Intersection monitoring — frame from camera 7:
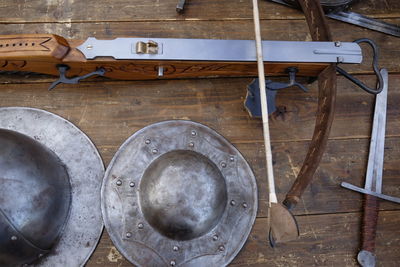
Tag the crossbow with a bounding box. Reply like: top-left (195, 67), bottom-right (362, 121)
top-left (0, 0), bottom-right (383, 238)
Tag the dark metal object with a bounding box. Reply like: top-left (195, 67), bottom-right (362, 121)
top-left (176, 0), bottom-right (186, 13)
top-left (48, 64), bottom-right (106, 90)
top-left (245, 78), bottom-right (278, 116)
top-left (0, 129), bottom-right (71, 267)
top-left (244, 67), bottom-right (308, 116)
top-left (268, 0), bottom-right (400, 37)
top-left (102, 120), bottom-right (258, 266)
top-left (336, 39), bottom-right (384, 95)
top-left (0, 107), bottom-right (104, 267)
top-left (326, 11), bottom-right (400, 37)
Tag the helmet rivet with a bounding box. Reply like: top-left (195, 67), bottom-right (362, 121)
top-left (10, 235), bottom-right (17, 241)
top-left (229, 156), bottom-right (234, 162)
top-left (221, 162), bottom-right (227, 168)
top-left (126, 232), bottom-right (132, 238)
top-left (129, 182), bottom-right (135, 187)
top-left (152, 148), bottom-right (158, 154)
top-left (191, 130), bottom-right (197, 136)
top-left (230, 200), bottom-right (236, 206)
top-left (170, 260), bottom-right (176, 266)
top-left (242, 202), bottom-right (248, 208)
top-left (145, 139), bottom-right (151, 144)
top-left (138, 223), bottom-right (144, 229)
top-left (219, 245), bottom-right (225, 252)
top-left (188, 142), bottom-right (194, 147)
top-left (173, 246), bottom-right (179, 251)
top-left (116, 180), bottom-right (122, 186)
top-left (38, 254), bottom-right (44, 258)
top-left (213, 235), bottom-right (218, 241)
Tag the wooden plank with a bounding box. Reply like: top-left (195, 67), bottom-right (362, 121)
top-left (86, 210), bottom-right (400, 266)
top-left (243, 136), bottom-right (400, 216)
top-left (0, 75), bottom-right (398, 142)
top-left (0, 0), bottom-right (399, 23)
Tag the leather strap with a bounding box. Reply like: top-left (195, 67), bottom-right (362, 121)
top-left (283, 0), bottom-right (337, 209)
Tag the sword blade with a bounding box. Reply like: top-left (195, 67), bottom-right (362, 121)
top-left (364, 69), bottom-right (388, 193)
top-left (327, 12), bottom-right (400, 37)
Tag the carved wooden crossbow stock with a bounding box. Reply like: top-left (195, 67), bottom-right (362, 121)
top-left (0, 0), bottom-right (383, 243)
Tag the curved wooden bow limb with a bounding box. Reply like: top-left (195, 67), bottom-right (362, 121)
top-left (283, 0), bottom-right (337, 209)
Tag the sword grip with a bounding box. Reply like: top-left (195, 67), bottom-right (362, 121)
top-left (361, 194), bottom-right (380, 253)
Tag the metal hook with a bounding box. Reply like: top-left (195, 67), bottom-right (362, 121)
top-left (336, 38), bottom-right (384, 95)
top-left (48, 64), bottom-right (106, 90)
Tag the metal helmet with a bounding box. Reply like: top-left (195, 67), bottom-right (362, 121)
top-left (0, 129), bottom-right (71, 266)
top-left (0, 107), bottom-right (104, 267)
top-left (102, 120), bottom-right (258, 267)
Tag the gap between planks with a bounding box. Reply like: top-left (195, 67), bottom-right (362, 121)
top-left (0, 16), bottom-right (399, 24)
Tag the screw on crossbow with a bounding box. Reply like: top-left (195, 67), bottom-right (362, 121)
top-left (48, 64), bottom-right (106, 90)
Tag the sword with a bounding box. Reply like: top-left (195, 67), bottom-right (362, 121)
top-left (341, 68), bottom-right (400, 267)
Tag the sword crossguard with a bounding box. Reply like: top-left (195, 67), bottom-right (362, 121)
top-left (341, 182), bottom-right (400, 204)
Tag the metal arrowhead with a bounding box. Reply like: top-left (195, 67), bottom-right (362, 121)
top-left (268, 203), bottom-right (299, 246)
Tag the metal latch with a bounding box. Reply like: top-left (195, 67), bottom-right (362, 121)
top-left (135, 41), bottom-right (159, 54)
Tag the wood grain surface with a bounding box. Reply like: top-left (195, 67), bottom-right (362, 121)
top-left (0, 0), bottom-right (399, 266)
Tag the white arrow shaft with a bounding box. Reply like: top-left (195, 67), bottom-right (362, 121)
top-left (252, 0), bottom-right (277, 204)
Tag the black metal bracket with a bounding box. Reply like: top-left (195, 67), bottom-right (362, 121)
top-left (265, 67), bottom-right (309, 92)
top-left (244, 67), bottom-right (309, 117)
top-left (245, 78), bottom-right (277, 116)
top-left (48, 64), bottom-right (106, 90)
top-left (336, 38), bottom-right (384, 95)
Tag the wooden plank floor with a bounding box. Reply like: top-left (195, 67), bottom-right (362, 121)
top-left (1, 0), bottom-right (399, 266)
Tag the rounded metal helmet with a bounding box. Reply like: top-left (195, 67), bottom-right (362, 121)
top-left (102, 120), bottom-right (258, 266)
top-left (0, 129), bottom-right (71, 266)
top-left (0, 107), bottom-right (104, 267)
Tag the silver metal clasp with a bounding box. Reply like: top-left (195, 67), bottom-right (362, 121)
top-left (135, 40), bottom-right (159, 54)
